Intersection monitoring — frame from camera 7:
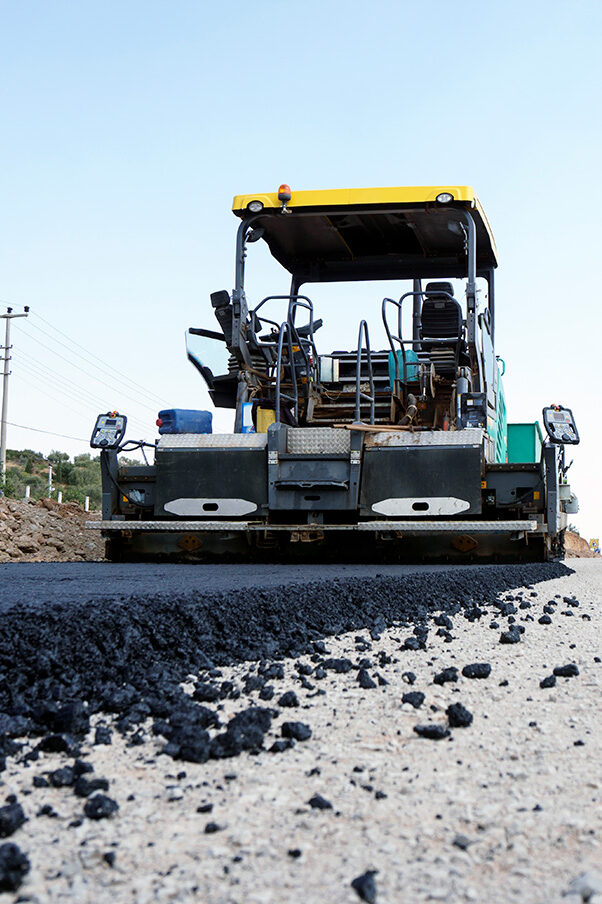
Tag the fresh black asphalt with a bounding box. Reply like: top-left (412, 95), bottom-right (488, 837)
top-left (0, 562), bottom-right (479, 612)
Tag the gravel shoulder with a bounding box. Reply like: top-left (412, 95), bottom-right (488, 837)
top-left (0, 561), bottom-right (600, 903)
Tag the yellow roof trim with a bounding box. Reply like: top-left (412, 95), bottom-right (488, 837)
top-left (232, 185), bottom-right (476, 211)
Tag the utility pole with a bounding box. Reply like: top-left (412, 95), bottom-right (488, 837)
top-left (0, 306), bottom-right (30, 485)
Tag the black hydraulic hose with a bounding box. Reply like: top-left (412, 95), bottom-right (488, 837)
top-left (104, 467), bottom-right (151, 510)
top-left (399, 393), bottom-right (418, 426)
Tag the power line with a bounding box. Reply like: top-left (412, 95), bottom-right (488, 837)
top-left (14, 325), bottom-right (160, 415)
top-left (16, 349), bottom-right (122, 409)
top-left (24, 316), bottom-right (165, 409)
top-left (15, 370), bottom-right (151, 437)
top-left (15, 371), bottom-right (118, 423)
top-left (13, 350), bottom-right (150, 434)
top-left (27, 311), bottom-right (166, 406)
top-left (6, 421), bottom-right (91, 443)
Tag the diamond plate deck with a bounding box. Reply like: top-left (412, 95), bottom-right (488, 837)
top-left (87, 519), bottom-right (539, 534)
top-left (157, 434), bottom-right (267, 449)
top-left (287, 427), bottom-right (351, 454)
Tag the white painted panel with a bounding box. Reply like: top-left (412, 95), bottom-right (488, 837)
top-left (372, 496), bottom-right (471, 516)
top-left (163, 498), bottom-right (258, 516)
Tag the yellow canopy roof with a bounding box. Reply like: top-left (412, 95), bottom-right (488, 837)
top-left (233, 184), bottom-right (478, 211)
top-left (232, 185), bottom-right (497, 282)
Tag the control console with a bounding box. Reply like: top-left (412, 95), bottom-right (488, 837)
top-left (542, 405), bottom-right (579, 445)
top-left (90, 412), bottom-right (127, 449)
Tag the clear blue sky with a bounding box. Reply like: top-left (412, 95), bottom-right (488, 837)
top-left (0, 0), bottom-right (600, 537)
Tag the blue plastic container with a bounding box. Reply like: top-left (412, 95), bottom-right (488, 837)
top-left (157, 409), bottom-right (213, 435)
top-left (388, 349), bottom-right (420, 386)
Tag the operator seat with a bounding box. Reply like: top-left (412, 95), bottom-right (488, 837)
top-left (420, 282), bottom-right (468, 376)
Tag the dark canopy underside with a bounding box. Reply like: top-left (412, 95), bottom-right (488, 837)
top-left (248, 204), bottom-right (497, 283)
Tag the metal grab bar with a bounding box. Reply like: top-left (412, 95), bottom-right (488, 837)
top-left (252, 295), bottom-right (316, 346)
top-left (382, 295), bottom-right (408, 384)
top-left (354, 320), bottom-right (375, 424)
top-left (382, 289), bottom-right (460, 383)
top-left (252, 294), bottom-right (320, 391)
top-left (274, 320), bottom-right (311, 425)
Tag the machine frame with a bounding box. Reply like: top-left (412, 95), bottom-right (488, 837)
top-left (87, 185), bottom-right (578, 562)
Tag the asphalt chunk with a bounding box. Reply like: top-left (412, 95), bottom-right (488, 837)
top-left (402, 692), bottom-right (425, 709)
top-left (538, 615), bottom-right (552, 625)
top-left (260, 663), bottom-right (285, 680)
top-left (83, 794), bottom-right (119, 820)
top-left (49, 766), bottom-right (75, 788)
top-left (74, 776), bottom-right (110, 798)
top-left (281, 722), bottom-right (312, 742)
top-left (259, 686), bottom-right (275, 701)
top-left (462, 663), bottom-right (491, 679)
top-left (244, 675), bottom-right (265, 694)
top-left (402, 671), bottom-right (417, 685)
top-left (351, 869), bottom-right (378, 903)
top-left (192, 683), bottom-right (221, 703)
top-left (500, 626), bottom-right (522, 644)
top-left (434, 667), bottom-right (458, 685)
top-left (322, 658), bottom-right (354, 674)
top-left (553, 664), bottom-right (580, 678)
top-left (447, 703), bottom-right (473, 728)
top-left (277, 691), bottom-right (299, 708)
top-left (37, 734), bottom-right (73, 754)
top-left (288, 848), bottom-right (302, 858)
top-left (453, 833), bottom-right (472, 850)
top-left (210, 707), bottom-right (272, 758)
top-left (204, 822), bottom-right (222, 833)
top-left (37, 804), bottom-right (58, 818)
top-left (357, 669), bottom-right (377, 690)
top-left (0, 843), bottom-right (30, 892)
top-left (296, 663), bottom-right (313, 676)
top-left (540, 675), bottom-right (557, 689)
top-left (269, 739), bottom-right (295, 753)
top-left (0, 802), bottom-right (26, 838)
top-left (94, 726), bottom-right (112, 745)
top-left (413, 724), bottom-right (451, 740)
top-left (308, 793), bottom-right (333, 810)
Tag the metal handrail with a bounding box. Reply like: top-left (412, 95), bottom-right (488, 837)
top-left (354, 320), bottom-right (375, 424)
top-left (382, 289), bottom-right (461, 383)
top-left (287, 297), bottom-right (321, 390)
top-left (382, 295), bottom-right (408, 384)
top-left (252, 294), bottom-right (320, 388)
top-left (252, 295), bottom-right (315, 345)
top-left (274, 320), bottom-right (311, 425)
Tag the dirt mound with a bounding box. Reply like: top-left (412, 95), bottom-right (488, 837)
top-left (0, 497), bottom-right (104, 563)
top-left (565, 531), bottom-right (598, 558)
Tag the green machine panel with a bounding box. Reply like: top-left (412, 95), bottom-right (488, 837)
top-left (507, 422), bottom-right (543, 463)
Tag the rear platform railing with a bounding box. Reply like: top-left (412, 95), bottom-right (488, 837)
top-left (354, 320), bottom-right (375, 424)
top-left (274, 320), bottom-right (311, 425)
top-left (382, 290), bottom-right (464, 383)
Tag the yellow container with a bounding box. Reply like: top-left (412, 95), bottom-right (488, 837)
top-left (256, 407), bottom-right (276, 433)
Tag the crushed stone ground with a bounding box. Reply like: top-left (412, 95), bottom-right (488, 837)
top-left (0, 498), bottom-right (103, 563)
top-left (0, 560), bottom-right (600, 903)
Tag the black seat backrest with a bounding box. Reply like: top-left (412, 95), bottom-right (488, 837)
top-left (421, 282), bottom-right (463, 339)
